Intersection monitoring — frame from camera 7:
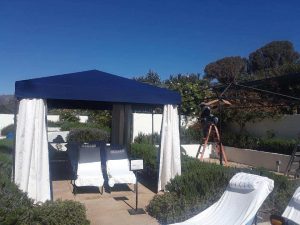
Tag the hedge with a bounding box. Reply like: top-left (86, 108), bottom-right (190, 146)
top-left (131, 142), bottom-right (158, 179)
top-left (66, 127), bottom-right (110, 143)
top-left (222, 132), bottom-right (297, 155)
top-left (0, 140), bottom-right (90, 225)
top-left (147, 156), bottom-right (300, 224)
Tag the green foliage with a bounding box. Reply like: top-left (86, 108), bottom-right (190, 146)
top-left (221, 132), bottom-right (297, 155)
top-left (0, 140), bottom-right (90, 225)
top-left (1, 124), bottom-right (14, 136)
top-left (47, 120), bottom-right (61, 127)
top-left (60, 121), bottom-right (110, 132)
top-left (0, 139), bottom-right (13, 178)
top-left (180, 123), bottom-right (203, 144)
top-left (204, 56), bottom-right (248, 84)
top-left (147, 156), bottom-right (299, 224)
top-left (0, 174), bottom-right (34, 225)
top-left (59, 109), bottom-right (80, 123)
top-left (165, 74), bottom-right (212, 116)
top-left (30, 200), bottom-right (90, 225)
top-left (66, 128), bottom-right (109, 143)
top-left (131, 142), bottom-right (158, 178)
top-left (87, 110), bottom-right (112, 128)
top-left (133, 133), bottom-right (160, 145)
top-left (249, 41), bottom-right (300, 74)
top-left (133, 70), bottom-right (162, 86)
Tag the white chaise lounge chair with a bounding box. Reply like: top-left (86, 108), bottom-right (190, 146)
top-left (170, 172), bottom-right (274, 225)
top-left (72, 143), bottom-right (104, 194)
top-left (106, 146), bottom-right (136, 190)
top-left (270, 187), bottom-right (300, 225)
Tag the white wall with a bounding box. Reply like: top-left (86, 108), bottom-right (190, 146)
top-left (132, 113), bottom-right (162, 141)
top-left (229, 114), bottom-right (300, 139)
top-left (0, 114), bottom-right (14, 135)
top-left (132, 113), bottom-right (197, 141)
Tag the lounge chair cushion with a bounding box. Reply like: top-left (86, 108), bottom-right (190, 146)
top-left (170, 172), bottom-right (274, 225)
top-left (75, 145), bottom-right (104, 187)
top-left (229, 172), bottom-right (273, 191)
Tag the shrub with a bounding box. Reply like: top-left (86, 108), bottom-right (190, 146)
top-left (59, 110), bottom-right (80, 123)
top-left (134, 133), bottom-right (160, 145)
top-left (30, 200), bottom-right (90, 225)
top-left (147, 156), bottom-right (299, 224)
top-left (131, 143), bottom-right (158, 178)
top-left (180, 123), bottom-right (203, 144)
top-left (0, 162), bottom-right (90, 225)
top-left (60, 121), bottom-right (110, 133)
top-left (0, 139), bottom-right (13, 178)
top-left (222, 132), bottom-right (296, 155)
top-left (67, 128), bottom-right (109, 143)
top-left (1, 124), bottom-right (14, 137)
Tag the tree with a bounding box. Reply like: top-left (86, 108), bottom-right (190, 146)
top-left (249, 41), bottom-right (300, 74)
top-left (133, 70), bottom-right (161, 86)
top-left (165, 74), bottom-right (212, 116)
top-left (204, 56), bottom-right (247, 84)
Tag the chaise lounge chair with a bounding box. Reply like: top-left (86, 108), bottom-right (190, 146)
top-left (170, 172), bottom-right (274, 225)
top-left (70, 142), bottom-right (104, 194)
top-left (270, 187), bottom-right (300, 225)
top-left (105, 146), bottom-right (136, 190)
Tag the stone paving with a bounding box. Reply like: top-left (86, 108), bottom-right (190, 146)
top-left (51, 161), bottom-right (270, 225)
top-left (52, 180), bottom-right (158, 225)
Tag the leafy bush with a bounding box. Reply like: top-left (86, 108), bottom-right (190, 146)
top-left (222, 132), bottom-right (297, 155)
top-left (0, 138), bottom-right (90, 225)
top-left (1, 124), bottom-right (14, 136)
top-left (0, 139), bottom-right (13, 178)
top-left (0, 174), bottom-right (90, 225)
top-left (59, 110), bottom-right (80, 123)
top-left (147, 156), bottom-right (299, 224)
top-left (131, 143), bottom-right (158, 178)
top-left (180, 123), bottom-right (203, 144)
top-left (30, 200), bottom-right (90, 225)
top-left (134, 133), bottom-right (160, 145)
top-left (60, 121), bottom-right (110, 133)
top-left (47, 120), bottom-right (61, 127)
top-left (67, 128), bottom-right (109, 143)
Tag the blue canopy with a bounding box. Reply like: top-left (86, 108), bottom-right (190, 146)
top-left (15, 70), bottom-right (181, 109)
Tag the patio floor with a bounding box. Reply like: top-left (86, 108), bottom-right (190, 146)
top-left (51, 161), bottom-right (158, 225)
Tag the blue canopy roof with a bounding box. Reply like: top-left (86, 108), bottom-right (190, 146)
top-left (15, 70), bottom-right (181, 109)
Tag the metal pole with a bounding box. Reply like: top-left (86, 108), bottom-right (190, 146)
top-left (152, 109), bottom-right (154, 145)
top-left (135, 171), bottom-right (138, 210)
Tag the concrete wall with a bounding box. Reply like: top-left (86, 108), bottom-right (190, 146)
top-left (229, 114), bottom-right (300, 139)
top-left (180, 144), bottom-right (292, 173)
top-left (224, 146), bottom-right (290, 173)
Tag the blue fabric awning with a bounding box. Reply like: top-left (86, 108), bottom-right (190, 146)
top-left (15, 70), bottom-right (181, 109)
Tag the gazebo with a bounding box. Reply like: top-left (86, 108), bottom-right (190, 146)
top-left (14, 70), bottom-right (182, 203)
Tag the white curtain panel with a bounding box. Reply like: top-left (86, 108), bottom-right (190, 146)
top-left (158, 104), bottom-right (181, 191)
top-left (14, 98), bottom-right (50, 203)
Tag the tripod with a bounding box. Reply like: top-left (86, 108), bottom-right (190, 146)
top-left (196, 123), bottom-right (228, 166)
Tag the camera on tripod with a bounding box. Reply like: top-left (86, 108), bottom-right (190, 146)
top-left (200, 103), bottom-right (219, 137)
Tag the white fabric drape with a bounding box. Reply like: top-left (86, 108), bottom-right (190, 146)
top-left (170, 173), bottom-right (274, 225)
top-left (14, 98), bottom-right (50, 203)
top-left (158, 104), bottom-right (181, 191)
top-left (282, 186), bottom-right (300, 224)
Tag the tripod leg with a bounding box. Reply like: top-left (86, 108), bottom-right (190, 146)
top-left (200, 125), bottom-right (212, 160)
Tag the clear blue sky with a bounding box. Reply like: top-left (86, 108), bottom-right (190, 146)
top-left (1, 0), bottom-right (300, 94)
